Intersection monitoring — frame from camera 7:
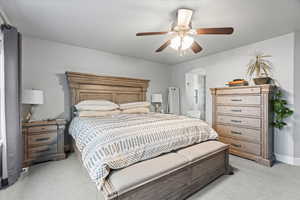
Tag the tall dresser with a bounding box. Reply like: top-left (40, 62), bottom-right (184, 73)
top-left (210, 85), bottom-right (275, 166)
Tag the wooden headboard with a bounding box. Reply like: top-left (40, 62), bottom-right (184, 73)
top-left (66, 72), bottom-right (150, 106)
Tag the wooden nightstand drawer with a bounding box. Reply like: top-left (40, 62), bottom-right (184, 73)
top-left (22, 120), bottom-right (66, 167)
top-left (28, 125), bottom-right (57, 133)
top-left (28, 132), bottom-right (57, 147)
top-left (28, 145), bottom-right (58, 159)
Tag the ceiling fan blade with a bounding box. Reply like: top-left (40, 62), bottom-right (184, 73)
top-left (177, 8), bottom-right (193, 27)
top-left (196, 27), bottom-right (234, 35)
top-left (155, 40), bottom-right (171, 53)
top-left (191, 41), bottom-right (203, 54)
top-left (136, 32), bottom-right (168, 36)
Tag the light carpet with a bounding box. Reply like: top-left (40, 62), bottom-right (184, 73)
top-left (1, 154), bottom-right (300, 200)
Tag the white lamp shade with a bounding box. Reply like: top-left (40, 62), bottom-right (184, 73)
top-left (151, 94), bottom-right (162, 103)
top-left (22, 89), bottom-right (44, 105)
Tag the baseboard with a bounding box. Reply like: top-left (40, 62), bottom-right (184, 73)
top-left (275, 153), bottom-right (300, 166)
top-left (294, 157), bottom-right (300, 165)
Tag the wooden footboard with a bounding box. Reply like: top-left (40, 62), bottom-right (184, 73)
top-left (114, 149), bottom-right (229, 200)
top-left (71, 139), bottom-right (230, 200)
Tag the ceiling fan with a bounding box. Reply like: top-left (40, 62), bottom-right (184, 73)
top-left (136, 8), bottom-right (234, 55)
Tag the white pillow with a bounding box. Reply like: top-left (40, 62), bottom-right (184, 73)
top-left (77, 110), bottom-right (121, 117)
top-left (119, 101), bottom-right (150, 110)
top-left (75, 100), bottom-right (119, 111)
top-left (122, 107), bottom-right (150, 114)
top-left (76, 100), bottom-right (117, 106)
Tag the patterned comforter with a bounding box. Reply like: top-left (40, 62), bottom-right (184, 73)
top-left (69, 113), bottom-right (218, 189)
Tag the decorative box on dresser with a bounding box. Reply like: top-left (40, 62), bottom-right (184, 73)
top-left (22, 120), bottom-right (66, 167)
top-left (210, 85), bottom-right (275, 166)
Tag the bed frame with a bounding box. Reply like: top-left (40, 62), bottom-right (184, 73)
top-left (66, 71), bottom-right (232, 200)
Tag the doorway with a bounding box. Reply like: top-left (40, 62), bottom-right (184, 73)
top-left (185, 69), bottom-right (206, 120)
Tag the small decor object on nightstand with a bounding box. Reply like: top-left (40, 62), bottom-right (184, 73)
top-left (151, 93), bottom-right (163, 113)
top-left (22, 119), bottom-right (66, 167)
top-left (22, 89), bottom-right (44, 122)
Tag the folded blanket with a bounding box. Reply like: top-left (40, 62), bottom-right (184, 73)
top-left (69, 113), bottom-right (218, 189)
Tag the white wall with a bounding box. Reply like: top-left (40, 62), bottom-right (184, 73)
top-left (171, 33), bottom-right (296, 161)
top-left (22, 36), bottom-right (171, 120)
top-left (294, 32), bottom-right (300, 161)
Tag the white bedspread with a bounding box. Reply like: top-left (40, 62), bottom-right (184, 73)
top-left (69, 113), bottom-right (218, 189)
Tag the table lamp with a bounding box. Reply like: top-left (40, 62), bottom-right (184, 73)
top-left (151, 93), bottom-right (163, 113)
top-left (22, 89), bottom-right (44, 122)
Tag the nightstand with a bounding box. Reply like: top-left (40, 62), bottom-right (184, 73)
top-left (22, 119), bottom-right (66, 166)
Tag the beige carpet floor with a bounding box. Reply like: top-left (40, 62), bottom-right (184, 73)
top-left (1, 154), bottom-right (300, 200)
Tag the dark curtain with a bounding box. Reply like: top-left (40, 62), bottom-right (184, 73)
top-left (0, 25), bottom-right (22, 188)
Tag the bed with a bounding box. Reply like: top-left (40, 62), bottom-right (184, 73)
top-left (66, 71), bottom-right (232, 200)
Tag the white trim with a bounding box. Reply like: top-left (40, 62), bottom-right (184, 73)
top-left (0, 32), bottom-right (8, 180)
top-left (275, 153), bottom-right (294, 165)
top-left (294, 157), bottom-right (300, 166)
top-left (275, 153), bottom-right (300, 166)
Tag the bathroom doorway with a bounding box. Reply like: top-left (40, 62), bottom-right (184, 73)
top-left (185, 69), bottom-right (206, 120)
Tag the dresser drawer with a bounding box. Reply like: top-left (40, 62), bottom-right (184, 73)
top-left (217, 115), bottom-right (261, 128)
top-left (28, 132), bottom-right (58, 147)
top-left (219, 137), bottom-right (260, 156)
top-left (216, 124), bottom-right (260, 144)
top-left (216, 95), bottom-right (260, 105)
top-left (217, 106), bottom-right (261, 117)
top-left (28, 125), bottom-right (57, 133)
top-left (216, 87), bottom-right (260, 95)
top-left (28, 145), bottom-right (58, 159)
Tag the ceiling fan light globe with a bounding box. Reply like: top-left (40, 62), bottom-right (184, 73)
top-left (170, 35), bottom-right (194, 50)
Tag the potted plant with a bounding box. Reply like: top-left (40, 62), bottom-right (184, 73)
top-left (246, 53), bottom-right (273, 85)
top-left (272, 90), bottom-right (293, 129)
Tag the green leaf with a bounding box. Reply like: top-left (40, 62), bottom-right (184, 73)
top-left (272, 89), bottom-right (293, 130)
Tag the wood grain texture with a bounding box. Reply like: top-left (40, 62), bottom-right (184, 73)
top-left (211, 85), bottom-right (275, 167)
top-left (217, 106), bottom-right (261, 117)
top-left (216, 95), bottom-right (261, 105)
top-left (22, 120), bottom-right (66, 167)
top-left (217, 115), bottom-right (261, 128)
top-left (216, 124), bottom-right (260, 144)
top-left (66, 72), bottom-right (149, 112)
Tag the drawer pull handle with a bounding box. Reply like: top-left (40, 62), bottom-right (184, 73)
top-left (35, 148), bottom-right (50, 153)
top-left (231, 120), bottom-right (242, 123)
top-left (231, 143), bottom-right (242, 148)
top-left (231, 109), bottom-right (242, 112)
top-left (231, 131), bottom-right (242, 135)
top-left (36, 137), bottom-right (50, 142)
top-left (231, 99), bottom-right (242, 102)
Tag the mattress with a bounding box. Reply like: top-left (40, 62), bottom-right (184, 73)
top-left (69, 113), bottom-right (218, 189)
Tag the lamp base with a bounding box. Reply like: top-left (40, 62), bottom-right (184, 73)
top-left (23, 105), bottom-right (33, 123)
top-left (154, 103), bottom-right (162, 113)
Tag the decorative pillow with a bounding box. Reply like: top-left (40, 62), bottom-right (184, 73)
top-left (75, 100), bottom-right (119, 111)
top-left (122, 107), bottom-right (150, 114)
top-left (119, 101), bottom-right (150, 110)
top-left (77, 110), bottom-right (121, 117)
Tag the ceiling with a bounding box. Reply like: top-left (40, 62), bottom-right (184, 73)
top-left (1, 0), bottom-right (300, 65)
